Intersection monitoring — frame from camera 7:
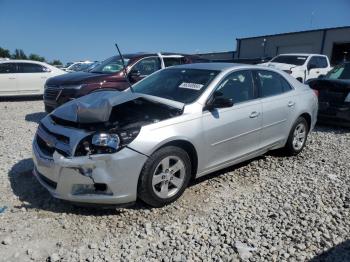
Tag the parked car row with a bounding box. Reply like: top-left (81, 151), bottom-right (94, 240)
top-left (0, 48), bottom-right (348, 208)
top-left (43, 52), bottom-right (207, 112)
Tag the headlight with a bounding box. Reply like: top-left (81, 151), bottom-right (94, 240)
top-left (60, 84), bottom-right (83, 90)
top-left (92, 133), bottom-right (120, 151)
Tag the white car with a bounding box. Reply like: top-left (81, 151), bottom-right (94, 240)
top-left (64, 61), bottom-right (94, 73)
top-left (0, 60), bottom-right (65, 96)
top-left (260, 54), bottom-right (332, 83)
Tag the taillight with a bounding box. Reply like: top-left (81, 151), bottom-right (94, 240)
top-left (313, 89), bottom-right (319, 97)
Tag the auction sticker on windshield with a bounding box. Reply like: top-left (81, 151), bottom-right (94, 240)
top-left (179, 82), bottom-right (204, 90)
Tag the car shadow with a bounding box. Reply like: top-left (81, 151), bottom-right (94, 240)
top-left (9, 155), bottom-right (266, 214)
top-left (314, 123), bottom-right (350, 134)
top-left (189, 155), bottom-right (265, 187)
top-left (0, 95), bottom-right (42, 102)
top-left (25, 112), bottom-right (47, 124)
top-left (310, 239), bottom-right (350, 262)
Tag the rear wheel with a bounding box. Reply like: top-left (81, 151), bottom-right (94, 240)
top-left (138, 146), bottom-right (191, 207)
top-left (284, 116), bottom-right (309, 155)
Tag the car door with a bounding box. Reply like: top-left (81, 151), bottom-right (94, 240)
top-left (254, 70), bottom-right (295, 148)
top-left (0, 62), bottom-right (18, 95)
top-left (306, 56), bottom-right (326, 80)
top-left (17, 62), bottom-right (51, 94)
top-left (128, 57), bottom-right (162, 84)
top-left (202, 70), bottom-right (262, 170)
top-left (316, 56), bottom-right (330, 76)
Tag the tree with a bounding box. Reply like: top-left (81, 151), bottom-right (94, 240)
top-left (29, 53), bottom-right (46, 62)
top-left (51, 59), bottom-right (63, 66)
top-left (12, 49), bottom-right (27, 59)
top-left (0, 47), bottom-right (11, 58)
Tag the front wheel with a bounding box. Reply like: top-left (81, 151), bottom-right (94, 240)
top-left (284, 116), bottom-right (309, 155)
top-left (138, 146), bottom-right (192, 207)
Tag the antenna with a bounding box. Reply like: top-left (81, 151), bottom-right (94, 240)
top-left (115, 43), bottom-right (134, 93)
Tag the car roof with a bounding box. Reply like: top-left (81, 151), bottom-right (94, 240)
top-left (0, 59), bottom-right (47, 64)
top-left (277, 53), bottom-right (326, 57)
top-left (170, 62), bottom-right (247, 71)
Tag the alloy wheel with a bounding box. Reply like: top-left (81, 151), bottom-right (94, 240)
top-left (292, 123), bottom-right (306, 150)
top-left (152, 156), bottom-right (186, 199)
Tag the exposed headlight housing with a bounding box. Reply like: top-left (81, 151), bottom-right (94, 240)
top-left (91, 133), bottom-right (120, 153)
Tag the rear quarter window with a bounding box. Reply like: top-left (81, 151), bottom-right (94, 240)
top-left (0, 63), bottom-right (16, 73)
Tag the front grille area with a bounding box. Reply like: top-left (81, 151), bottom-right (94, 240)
top-left (36, 135), bottom-right (55, 157)
top-left (36, 168), bottom-right (57, 189)
top-left (44, 86), bottom-right (61, 100)
top-left (36, 123), bottom-right (71, 158)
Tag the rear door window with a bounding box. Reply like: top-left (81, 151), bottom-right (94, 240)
top-left (163, 57), bottom-right (185, 67)
top-left (0, 63), bottom-right (17, 73)
top-left (18, 63), bottom-right (49, 73)
top-left (215, 70), bottom-right (256, 104)
top-left (256, 70), bottom-right (291, 97)
top-left (133, 57), bottom-right (161, 76)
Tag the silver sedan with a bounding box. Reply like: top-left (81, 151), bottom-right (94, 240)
top-left (32, 63), bottom-right (318, 207)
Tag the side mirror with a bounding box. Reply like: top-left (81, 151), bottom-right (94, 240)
top-left (128, 69), bottom-right (141, 79)
top-left (205, 92), bottom-right (234, 110)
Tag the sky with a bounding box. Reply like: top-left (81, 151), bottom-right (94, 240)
top-left (0, 0), bottom-right (350, 64)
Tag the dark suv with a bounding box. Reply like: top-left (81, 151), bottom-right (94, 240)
top-left (44, 53), bottom-right (206, 112)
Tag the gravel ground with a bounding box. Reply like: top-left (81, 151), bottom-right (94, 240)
top-left (0, 99), bottom-right (350, 262)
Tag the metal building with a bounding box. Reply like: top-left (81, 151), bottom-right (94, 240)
top-left (196, 51), bottom-right (235, 62)
top-left (235, 26), bottom-right (350, 65)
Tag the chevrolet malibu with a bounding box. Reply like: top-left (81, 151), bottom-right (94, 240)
top-left (32, 63), bottom-right (318, 207)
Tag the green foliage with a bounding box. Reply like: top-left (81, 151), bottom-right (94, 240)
top-left (0, 47), bottom-right (11, 58)
top-left (29, 54), bottom-right (46, 62)
top-left (1, 46), bottom-right (61, 65)
top-left (12, 49), bottom-right (28, 59)
top-left (51, 59), bottom-right (63, 66)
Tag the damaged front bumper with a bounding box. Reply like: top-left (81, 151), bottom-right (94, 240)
top-left (32, 139), bottom-right (148, 205)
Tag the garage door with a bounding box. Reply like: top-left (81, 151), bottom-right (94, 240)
top-left (277, 44), bottom-right (313, 55)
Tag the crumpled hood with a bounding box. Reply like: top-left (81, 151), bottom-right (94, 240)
top-left (51, 90), bottom-right (185, 123)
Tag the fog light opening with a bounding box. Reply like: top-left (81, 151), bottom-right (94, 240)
top-left (72, 183), bottom-right (112, 196)
top-left (94, 183), bottom-right (107, 192)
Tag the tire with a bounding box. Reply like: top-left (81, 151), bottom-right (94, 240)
top-left (284, 116), bottom-right (309, 156)
top-left (138, 146), bottom-right (192, 207)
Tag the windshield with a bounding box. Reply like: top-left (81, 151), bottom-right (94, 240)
top-left (90, 56), bottom-right (130, 74)
top-left (326, 63), bottom-right (350, 80)
top-left (68, 63), bottom-right (93, 72)
top-left (271, 55), bottom-right (307, 66)
top-left (133, 68), bottom-right (219, 104)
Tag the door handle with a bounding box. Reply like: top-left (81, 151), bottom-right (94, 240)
top-left (249, 111), bottom-right (260, 118)
top-left (8, 77), bottom-right (16, 80)
top-left (288, 101), bottom-right (295, 107)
